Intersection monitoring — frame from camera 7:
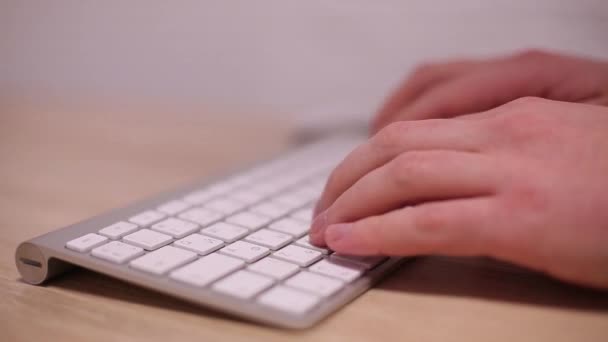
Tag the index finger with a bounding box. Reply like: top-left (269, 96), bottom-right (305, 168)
top-left (313, 118), bottom-right (484, 217)
top-left (372, 60), bottom-right (478, 133)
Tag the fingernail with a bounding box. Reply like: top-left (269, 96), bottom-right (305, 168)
top-left (325, 223), bottom-right (352, 245)
top-left (309, 210), bottom-right (328, 245)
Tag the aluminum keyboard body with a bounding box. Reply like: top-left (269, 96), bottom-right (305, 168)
top-left (15, 136), bottom-right (404, 329)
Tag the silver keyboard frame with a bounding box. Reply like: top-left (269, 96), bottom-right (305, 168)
top-left (15, 137), bottom-right (406, 329)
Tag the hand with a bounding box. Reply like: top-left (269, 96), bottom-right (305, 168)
top-left (372, 50), bottom-right (608, 133)
top-left (311, 97), bottom-right (608, 289)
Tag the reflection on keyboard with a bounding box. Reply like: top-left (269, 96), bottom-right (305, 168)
top-left (19, 136), bottom-right (402, 328)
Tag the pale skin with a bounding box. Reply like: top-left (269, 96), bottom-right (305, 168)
top-left (310, 50), bottom-right (608, 289)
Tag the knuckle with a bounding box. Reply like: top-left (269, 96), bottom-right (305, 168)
top-left (373, 121), bottom-right (410, 149)
top-left (373, 120), bottom-right (444, 151)
top-left (489, 98), bottom-right (559, 141)
top-left (508, 96), bottom-right (546, 109)
top-left (389, 152), bottom-right (430, 186)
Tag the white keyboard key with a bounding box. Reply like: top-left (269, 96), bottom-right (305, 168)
top-left (200, 222), bottom-right (249, 243)
top-left (257, 286), bottom-right (320, 315)
top-left (98, 221), bottom-right (139, 239)
top-left (204, 197), bottom-right (246, 215)
top-left (291, 207), bottom-right (314, 223)
top-left (290, 171), bottom-right (314, 183)
top-left (295, 236), bottom-right (331, 254)
top-left (269, 177), bottom-right (297, 190)
top-left (129, 246), bottom-right (197, 275)
top-left (269, 218), bottom-right (310, 237)
top-left (229, 190), bottom-right (265, 205)
top-left (220, 241), bottom-right (269, 263)
top-left (91, 241), bottom-right (144, 263)
top-left (174, 234), bottom-right (224, 255)
top-left (306, 179), bottom-right (327, 194)
top-left (247, 257), bottom-right (299, 280)
top-left (273, 193), bottom-right (310, 207)
top-left (183, 189), bottom-right (217, 205)
top-left (330, 254), bottom-right (387, 270)
top-left (170, 253), bottom-right (244, 287)
top-left (157, 200), bottom-right (191, 215)
top-left (123, 229), bottom-right (172, 250)
top-left (206, 181), bottom-right (238, 195)
top-left (178, 207), bottom-right (223, 226)
top-left (249, 182), bottom-right (283, 197)
top-left (128, 210), bottom-right (166, 226)
top-left (292, 185), bottom-right (322, 199)
top-left (226, 211), bottom-right (272, 231)
top-left (272, 245), bottom-right (322, 267)
top-left (250, 201), bottom-right (292, 219)
top-left (309, 259), bottom-right (364, 282)
top-left (66, 233), bottom-right (108, 252)
top-left (285, 271), bottom-right (344, 297)
top-left (151, 218), bottom-right (199, 238)
top-left (212, 270), bottom-right (274, 299)
top-left (245, 229), bottom-right (293, 250)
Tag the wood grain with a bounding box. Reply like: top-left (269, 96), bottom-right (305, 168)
top-left (2, 103), bottom-right (608, 342)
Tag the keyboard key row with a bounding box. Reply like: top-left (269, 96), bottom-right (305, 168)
top-left (220, 241), bottom-right (270, 263)
top-left (309, 259), bottom-right (363, 282)
top-left (169, 253), bottom-right (244, 287)
top-left (229, 190), bottom-right (265, 205)
top-left (151, 217), bottom-right (199, 238)
top-left (226, 211), bottom-right (272, 230)
top-left (178, 208), bottom-right (223, 226)
top-left (247, 257), bottom-right (299, 280)
top-left (257, 286), bottom-right (320, 315)
top-left (250, 201), bottom-right (292, 219)
top-left (70, 235), bottom-right (368, 317)
top-left (66, 233), bottom-right (108, 252)
top-left (294, 236), bottom-right (331, 254)
top-left (290, 207), bottom-right (314, 223)
top-left (268, 218), bottom-right (309, 237)
top-left (205, 197), bottom-right (247, 215)
top-left (129, 210), bottom-right (166, 226)
top-left (244, 229), bottom-right (292, 250)
top-left (200, 222), bottom-right (249, 242)
top-left (173, 233), bottom-right (224, 255)
top-left (212, 270), bottom-right (274, 299)
top-left (123, 229), bottom-right (173, 250)
top-left (285, 271), bottom-right (344, 297)
top-left (98, 222), bottom-right (139, 239)
top-left (157, 200), bottom-right (191, 215)
top-left (130, 245), bottom-right (197, 275)
top-left (91, 240), bottom-right (144, 263)
top-left (272, 245), bottom-right (322, 267)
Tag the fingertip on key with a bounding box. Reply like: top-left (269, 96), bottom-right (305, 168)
top-left (308, 211), bottom-right (328, 246)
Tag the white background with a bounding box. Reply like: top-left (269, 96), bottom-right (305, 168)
top-left (2, 0), bottom-right (608, 125)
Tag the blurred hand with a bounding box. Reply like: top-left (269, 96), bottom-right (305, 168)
top-left (372, 50), bottom-right (608, 133)
top-left (311, 98), bottom-right (608, 289)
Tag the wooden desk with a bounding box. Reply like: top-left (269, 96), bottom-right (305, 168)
top-left (2, 105), bottom-right (608, 342)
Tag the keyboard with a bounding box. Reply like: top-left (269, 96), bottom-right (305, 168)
top-left (15, 135), bottom-right (404, 329)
